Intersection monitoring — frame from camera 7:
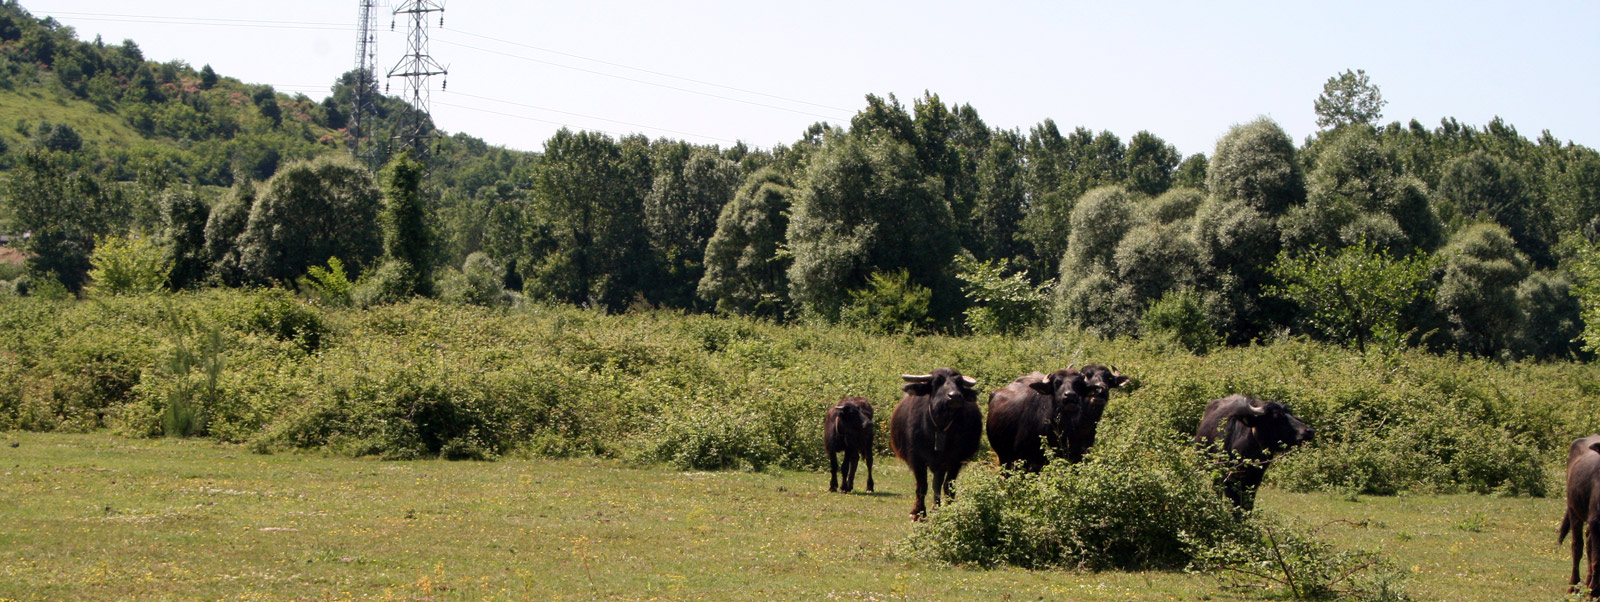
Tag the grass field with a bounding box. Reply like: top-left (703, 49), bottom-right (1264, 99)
top-left (0, 432), bottom-right (1571, 601)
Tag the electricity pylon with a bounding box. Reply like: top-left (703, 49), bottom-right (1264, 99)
top-left (386, 0), bottom-right (448, 158)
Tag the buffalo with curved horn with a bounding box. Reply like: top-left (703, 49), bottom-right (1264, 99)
top-left (889, 367), bottom-right (982, 520)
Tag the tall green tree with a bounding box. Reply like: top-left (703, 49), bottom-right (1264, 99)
top-left (1123, 131), bottom-right (1180, 196)
top-left (203, 180), bottom-right (255, 286)
top-left (1573, 241), bottom-right (1600, 354)
top-left (698, 168), bottom-right (793, 317)
top-left (2, 148), bottom-right (125, 291)
top-left (643, 146), bottom-right (739, 309)
top-left (379, 149), bottom-right (434, 296)
top-left (972, 129), bottom-right (1027, 264)
top-left (1436, 224), bottom-right (1529, 357)
top-left (158, 188), bottom-right (210, 290)
top-left (786, 131), bottom-right (958, 321)
top-left (1207, 118), bottom-right (1304, 215)
top-left (236, 155), bottom-right (383, 284)
top-left (1314, 69), bottom-right (1386, 130)
top-left (524, 129), bottom-right (646, 311)
top-left (1435, 150), bottom-right (1553, 267)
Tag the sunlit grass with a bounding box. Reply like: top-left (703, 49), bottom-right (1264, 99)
top-left (0, 433), bottom-right (1568, 600)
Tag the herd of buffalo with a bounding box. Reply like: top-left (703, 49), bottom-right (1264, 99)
top-left (827, 365), bottom-right (1600, 598)
top-left (821, 365), bottom-right (1314, 520)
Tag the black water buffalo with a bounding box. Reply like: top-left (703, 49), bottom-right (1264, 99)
top-left (1560, 435), bottom-right (1600, 596)
top-left (1194, 395), bottom-right (1313, 510)
top-left (889, 367), bottom-right (982, 521)
top-left (824, 396), bottom-right (875, 494)
top-left (1068, 364), bottom-right (1132, 463)
top-left (986, 369), bottom-right (1092, 472)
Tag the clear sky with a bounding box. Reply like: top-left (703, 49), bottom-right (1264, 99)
top-left (18, 1), bottom-right (1600, 157)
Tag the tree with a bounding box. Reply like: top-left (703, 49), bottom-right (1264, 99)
top-left (198, 63), bottom-right (217, 90)
top-left (1061, 186), bottom-right (1136, 277)
top-left (955, 254), bottom-right (1052, 335)
top-left (1207, 118), bottom-right (1303, 215)
top-left (158, 189), bottom-right (210, 290)
top-left (86, 234), bottom-right (170, 295)
top-left (698, 168), bottom-right (793, 316)
top-left (1436, 224), bottom-right (1529, 357)
top-left (1512, 270), bottom-right (1583, 360)
top-left (1174, 153), bottom-right (1208, 190)
top-left (972, 130), bottom-right (1027, 263)
top-left (1123, 131), bottom-right (1180, 196)
top-left (524, 129), bottom-right (646, 311)
top-left (1314, 69), bottom-right (1386, 130)
top-left (1281, 126), bottom-right (1440, 255)
top-left (1267, 241), bottom-right (1437, 352)
top-left (203, 180), bottom-right (255, 286)
top-left (236, 156), bottom-right (383, 284)
top-left (2, 149), bottom-right (125, 291)
top-left (1435, 150), bottom-right (1552, 267)
top-left (1189, 196), bottom-right (1282, 340)
top-left (379, 149), bottom-right (434, 296)
top-left (1574, 241), bottom-right (1600, 354)
top-left (786, 131), bottom-right (957, 321)
top-left (643, 146), bottom-right (738, 309)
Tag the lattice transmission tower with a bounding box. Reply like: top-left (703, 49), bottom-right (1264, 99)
top-left (387, 0), bottom-right (448, 157)
top-left (349, 0), bottom-right (380, 165)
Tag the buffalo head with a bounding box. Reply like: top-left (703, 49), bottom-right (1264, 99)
top-left (1240, 400), bottom-right (1314, 455)
top-left (902, 368), bottom-right (978, 453)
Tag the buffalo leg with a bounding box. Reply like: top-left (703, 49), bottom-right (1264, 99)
top-left (842, 449), bottom-right (858, 493)
top-left (944, 463), bottom-right (964, 500)
top-left (1572, 513), bottom-right (1584, 593)
top-left (864, 447), bottom-right (875, 492)
top-left (930, 469), bottom-right (947, 510)
top-left (828, 451), bottom-right (839, 493)
top-left (1590, 518), bottom-right (1600, 597)
top-left (911, 462), bottom-right (928, 520)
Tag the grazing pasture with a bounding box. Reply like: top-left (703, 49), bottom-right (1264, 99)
top-left (0, 433), bottom-right (1571, 601)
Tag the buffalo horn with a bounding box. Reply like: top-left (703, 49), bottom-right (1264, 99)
top-left (1247, 402), bottom-right (1267, 416)
top-left (901, 374), bottom-right (933, 383)
top-left (959, 375), bottom-right (977, 387)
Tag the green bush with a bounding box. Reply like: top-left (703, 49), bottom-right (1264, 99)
top-left (86, 233), bottom-right (170, 296)
top-left (840, 270), bottom-right (933, 334)
top-left (1141, 288), bottom-right (1223, 354)
top-left (1188, 513), bottom-right (1410, 601)
top-left (215, 289), bottom-right (327, 353)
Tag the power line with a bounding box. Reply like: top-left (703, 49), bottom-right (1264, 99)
top-left (440, 29), bottom-right (851, 114)
top-left (442, 90), bottom-right (743, 144)
top-left (436, 39), bottom-right (849, 122)
top-left (42, 10), bottom-right (852, 122)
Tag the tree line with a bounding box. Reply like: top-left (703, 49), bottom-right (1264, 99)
top-left (0, 0), bottom-right (1597, 361)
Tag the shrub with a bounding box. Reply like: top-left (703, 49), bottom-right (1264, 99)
top-left (902, 429), bottom-right (1244, 570)
top-left (955, 254), bottom-right (1052, 336)
top-left (1188, 513), bottom-right (1410, 601)
top-left (437, 252), bottom-right (508, 307)
top-left (840, 270), bottom-right (932, 334)
top-left (1142, 288), bottom-right (1223, 354)
top-left (299, 257), bottom-right (353, 306)
top-left (351, 258), bottom-right (415, 307)
top-left (86, 233), bottom-right (170, 296)
top-left (217, 289), bottom-right (327, 353)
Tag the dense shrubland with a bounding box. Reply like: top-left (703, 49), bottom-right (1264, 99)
top-left (1, 290), bottom-right (1593, 497)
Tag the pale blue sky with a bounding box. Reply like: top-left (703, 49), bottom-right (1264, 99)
top-left (19, 1), bottom-right (1600, 156)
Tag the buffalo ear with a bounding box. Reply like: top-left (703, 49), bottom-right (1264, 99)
top-left (1108, 371), bottom-right (1132, 388)
top-left (902, 382), bottom-right (932, 395)
top-left (1028, 380), bottom-right (1055, 395)
top-left (1589, 441), bottom-right (1600, 455)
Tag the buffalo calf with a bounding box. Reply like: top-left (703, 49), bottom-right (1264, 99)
top-left (1561, 435), bottom-right (1600, 596)
top-left (1194, 395), bottom-right (1313, 510)
top-left (824, 396), bottom-right (875, 493)
top-left (889, 367), bottom-right (982, 521)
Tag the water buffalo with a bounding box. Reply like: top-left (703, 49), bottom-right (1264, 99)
top-left (1194, 395), bottom-right (1314, 510)
top-left (889, 367), bottom-right (982, 521)
top-left (986, 369), bottom-right (1092, 472)
top-left (1068, 364), bottom-right (1132, 463)
top-left (824, 396), bottom-right (875, 493)
top-left (1560, 435), bottom-right (1600, 596)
